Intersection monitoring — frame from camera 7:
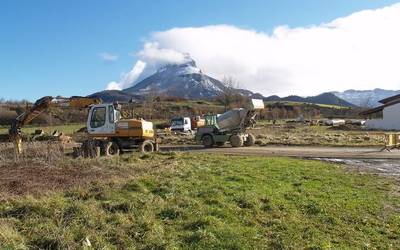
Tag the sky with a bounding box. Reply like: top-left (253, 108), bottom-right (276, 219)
top-left (1, 0), bottom-right (399, 101)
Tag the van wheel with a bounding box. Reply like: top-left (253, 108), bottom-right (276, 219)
top-left (202, 135), bottom-right (214, 148)
top-left (140, 140), bottom-right (154, 153)
top-left (105, 141), bottom-right (120, 156)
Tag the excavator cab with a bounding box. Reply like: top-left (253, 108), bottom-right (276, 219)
top-left (87, 104), bottom-right (120, 135)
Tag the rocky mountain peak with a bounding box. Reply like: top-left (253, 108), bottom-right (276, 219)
top-left (123, 56), bottom-right (229, 99)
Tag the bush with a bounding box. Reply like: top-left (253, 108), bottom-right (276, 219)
top-left (0, 108), bottom-right (17, 125)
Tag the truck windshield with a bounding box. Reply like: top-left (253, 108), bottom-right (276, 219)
top-left (171, 119), bottom-right (183, 126)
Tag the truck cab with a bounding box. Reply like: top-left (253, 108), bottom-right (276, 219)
top-left (170, 117), bottom-right (192, 132)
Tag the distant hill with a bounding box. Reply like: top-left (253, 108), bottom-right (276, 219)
top-left (88, 90), bottom-right (142, 103)
top-left (332, 88), bottom-right (400, 107)
top-left (264, 92), bottom-right (356, 107)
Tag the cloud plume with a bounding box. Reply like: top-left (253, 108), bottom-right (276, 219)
top-left (106, 60), bottom-right (146, 90)
top-left (107, 3), bottom-right (400, 96)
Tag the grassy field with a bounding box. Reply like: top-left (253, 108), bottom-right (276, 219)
top-left (264, 101), bottom-right (351, 110)
top-left (0, 152), bottom-right (398, 249)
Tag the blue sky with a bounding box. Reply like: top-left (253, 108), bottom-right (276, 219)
top-left (0, 0), bottom-right (398, 100)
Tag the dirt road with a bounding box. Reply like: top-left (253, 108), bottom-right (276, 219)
top-left (162, 145), bottom-right (400, 177)
top-left (161, 145), bottom-right (400, 160)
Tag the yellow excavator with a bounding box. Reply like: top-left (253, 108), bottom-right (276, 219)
top-left (9, 96), bottom-right (159, 157)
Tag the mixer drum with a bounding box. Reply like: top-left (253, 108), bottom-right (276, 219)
top-left (216, 108), bottom-right (248, 132)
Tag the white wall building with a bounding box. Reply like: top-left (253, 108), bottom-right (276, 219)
top-left (361, 94), bottom-right (400, 130)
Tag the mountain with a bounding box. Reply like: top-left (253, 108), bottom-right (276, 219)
top-left (332, 88), bottom-right (400, 107)
top-left (124, 57), bottom-right (231, 99)
top-left (264, 92), bottom-right (356, 107)
top-left (88, 90), bottom-right (143, 103)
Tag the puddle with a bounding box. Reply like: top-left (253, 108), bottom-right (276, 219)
top-left (313, 158), bottom-right (400, 177)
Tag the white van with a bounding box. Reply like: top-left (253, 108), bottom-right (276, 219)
top-left (170, 117), bottom-right (192, 132)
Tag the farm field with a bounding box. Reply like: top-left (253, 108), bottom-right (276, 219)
top-left (0, 151), bottom-right (399, 249)
top-left (248, 123), bottom-right (386, 147)
top-left (0, 121), bottom-right (388, 147)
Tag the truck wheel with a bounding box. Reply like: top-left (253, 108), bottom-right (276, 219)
top-left (202, 135), bottom-right (214, 148)
top-left (105, 141), bottom-right (120, 156)
top-left (244, 133), bottom-right (256, 147)
top-left (230, 135), bottom-right (243, 147)
top-left (140, 140), bottom-right (154, 153)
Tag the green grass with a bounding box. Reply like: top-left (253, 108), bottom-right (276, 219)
top-left (0, 123), bottom-right (85, 135)
top-left (265, 101), bottom-right (351, 109)
top-left (0, 153), bottom-right (399, 249)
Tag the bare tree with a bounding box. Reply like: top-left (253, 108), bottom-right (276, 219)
top-left (143, 86), bottom-right (161, 119)
top-left (219, 76), bottom-right (247, 111)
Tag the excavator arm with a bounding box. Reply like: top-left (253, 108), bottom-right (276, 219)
top-left (9, 96), bottom-right (101, 154)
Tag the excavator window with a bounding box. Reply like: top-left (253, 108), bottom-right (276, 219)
top-left (109, 105), bottom-right (114, 123)
top-left (90, 107), bottom-right (106, 128)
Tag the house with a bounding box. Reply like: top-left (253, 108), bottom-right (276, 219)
top-left (360, 94), bottom-right (400, 130)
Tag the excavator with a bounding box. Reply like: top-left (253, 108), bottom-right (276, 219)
top-left (9, 96), bottom-right (159, 157)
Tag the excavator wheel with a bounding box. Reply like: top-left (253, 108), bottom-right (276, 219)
top-left (201, 134), bottom-right (214, 148)
top-left (230, 134), bottom-right (243, 147)
top-left (81, 140), bottom-right (98, 158)
top-left (244, 133), bottom-right (256, 147)
top-left (154, 142), bottom-right (160, 152)
top-left (105, 141), bottom-right (120, 156)
top-left (139, 140), bottom-right (154, 153)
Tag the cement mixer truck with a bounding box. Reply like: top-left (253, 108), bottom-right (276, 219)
top-left (195, 99), bottom-right (264, 147)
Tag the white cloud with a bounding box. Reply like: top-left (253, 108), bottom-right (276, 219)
top-left (99, 52), bottom-right (119, 62)
top-left (106, 60), bottom-right (146, 90)
top-left (137, 42), bottom-right (190, 65)
top-left (107, 3), bottom-right (400, 96)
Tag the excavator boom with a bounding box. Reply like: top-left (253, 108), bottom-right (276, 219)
top-left (9, 96), bottom-right (101, 154)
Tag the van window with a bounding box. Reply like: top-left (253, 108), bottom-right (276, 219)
top-left (90, 107), bottom-right (106, 128)
top-left (109, 105), bottom-right (114, 123)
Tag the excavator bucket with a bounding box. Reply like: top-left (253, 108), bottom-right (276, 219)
top-left (14, 137), bottom-right (22, 155)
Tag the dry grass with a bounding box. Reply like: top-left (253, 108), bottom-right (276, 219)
top-left (248, 124), bottom-right (386, 147)
top-left (0, 142), bottom-right (107, 198)
top-left (0, 142), bottom-right (181, 199)
top-left (0, 141), bottom-right (66, 165)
